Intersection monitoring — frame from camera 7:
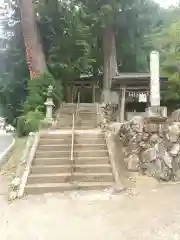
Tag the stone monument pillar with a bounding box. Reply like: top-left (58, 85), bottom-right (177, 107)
top-left (146, 51), bottom-right (167, 117)
top-left (150, 51), bottom-right (160, 106)
top-left (44, 85), bottom-right (55, 122)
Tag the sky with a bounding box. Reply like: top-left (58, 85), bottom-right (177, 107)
top-left (155, 0), bottom-right (179, 8)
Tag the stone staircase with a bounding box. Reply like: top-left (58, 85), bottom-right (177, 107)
top-left (77, 104), bottom-right (98, 129)
top-left (52, 103), bottom-right (99, 130)
top-left (24, 103), bottom-right (115, 195)
top-left (51, 103), bottom-right (76, 129)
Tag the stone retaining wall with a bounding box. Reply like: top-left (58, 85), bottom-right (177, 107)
top-left (100, 104), bottom-right (180, 182)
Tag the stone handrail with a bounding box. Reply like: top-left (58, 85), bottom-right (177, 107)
top-left (75, 92), bottom-right (80, 120)
top-left (96, 103), bottom-right (100, 126)
top-left (71, 113), bottom-right (75, 162)
top-left (70, 113), bottom-right (75, 181)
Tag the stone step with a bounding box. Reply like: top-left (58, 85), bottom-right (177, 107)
top-left (78, 105), bottom-right (96, 108)
top-left (79, 110), bottom-right (97, 113)
top-left (75, 126), bottom-right (98, 130)
top-left (79, 113), bottom-right (97, 115)
top-left (76, 125), bottom-right (98, 128)
top-left (25, 182), bottom-right (113, 195)
top-left (32, 162), bottom-right (111, 174)
top-left (63, 103), bottom-right (76, 105)
top-left (38, 145), bottom-right (71, 151)
top-left (51, 126), bottom-right (98, 130)
top-left (36, 150), bottom-right (108, 158)
top-left (61, 106), bottom-right (76, 109)
top-left (76, 122), bottom-right (97, 126)
top-left (74, 150), bottom-right (109, 158)
top-left (79, 111), bottom-right (97, 113)
top-left (57, 121), bottom-right (73, 125)
top-left (34, 157), bottom-right (110, 165)
top-left (74, 164), bottom-right (112, 173)
top-left (75, 138), bottom-right (105, 144)
top-left (40, 134), bottom-right (71, 140)
top-left (34, 157), bottom-right (70, 165)
top-left (28, 166), bottom-right (112, 184)
top-left (31, 164), bottom-right (111, 173)
top-left (31, 165), bottom-right (71, 174)
top-left (39, 139), bottom-right (72, 145)
top-left (59, 111), bottom-right (72, 114)
top-left (76, 122), bottom-right (98, 126)
top-left (74, 144), bottom-right (107, 150)
top-left (77, 118), bottom-right (97, 121)
top-left (78, 117), bottom-right (97, 120)
top-left (75, 133), bottom-right (104, 138)
top-left (53, 124), bottom-right (97, 128)
top-left (58, 119), bottom-right (72, 122)
top-left (72, 173), bottom-right (113, 182)
top-left (25, 183), bottom-right (74, 194)
top-left (57, 120), bottom-right (97, 123)
top-left (79, 112), bottom-right (97, 115)
top-left (75, 157), bottom-right (110, 164)
top-left (27, 173), bottom-right (71, 184)
top-left (51, 126), bottom-right (72, 130)
top-left (35, 151), bottom-right (70, 158)
top-left (78, 106), bottom-right (96, 108)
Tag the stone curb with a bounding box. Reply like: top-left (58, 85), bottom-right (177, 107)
top-left (0, 135), bottom-right (15, 168)
top-left (18, 133), bottom-right (40, 198)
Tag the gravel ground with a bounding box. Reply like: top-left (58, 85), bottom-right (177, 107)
top-left (0, 174), bottom-right (180, 240)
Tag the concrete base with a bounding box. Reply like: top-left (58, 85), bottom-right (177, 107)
top-left (126, 112), bottom-right (147, 121)
top-left (146, 106), bottom-right (167, 118)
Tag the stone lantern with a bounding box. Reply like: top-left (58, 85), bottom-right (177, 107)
top-left (44, 85), bottom-right (55, 122)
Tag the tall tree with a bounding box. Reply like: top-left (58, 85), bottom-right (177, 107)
top-left (101, 2), bottom-right (119, 101)
top-left (18, 0), bottom-right (47, 78)
top-left (73, 0), bottom-right (120, 102)
top-left (73, 0), bottom-right (160, 102)
top-left (0, 1), bottom-right (28, 122)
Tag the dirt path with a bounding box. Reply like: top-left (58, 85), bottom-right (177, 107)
top-left (1, 173), bottom-right (180, 240)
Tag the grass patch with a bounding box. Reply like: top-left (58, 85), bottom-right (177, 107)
top-left (1, 137), bottom-right (27, 177)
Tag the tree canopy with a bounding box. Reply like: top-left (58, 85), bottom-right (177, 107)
top-left (0, 0), bottom-right (179, 124)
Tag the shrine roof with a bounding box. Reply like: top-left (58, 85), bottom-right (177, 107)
top-left (67, 73), bottom-right (102, 85)
top-left (111, 72), bottom-right (168, 92)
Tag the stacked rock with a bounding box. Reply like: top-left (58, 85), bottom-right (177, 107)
top-left (101, 109), bottom-right (180, 182)
top-left (99, 103), bottom-right (118, 129)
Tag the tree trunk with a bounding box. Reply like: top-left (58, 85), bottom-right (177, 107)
top-left (102, 25), bottom-right (118, 103)
top-left (19, 0), bottom-right (47, 79)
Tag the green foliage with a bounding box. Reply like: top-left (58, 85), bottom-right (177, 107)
top-left (0, 1), bottom-right (28, 124)
top-left (17, 72), bottom-right (63, 136)
top-left (1, 0), bottom-right (180, 126)
top-left (17, 109), bottom-right (44, 137)
top-left (151, 20), bottom-right (180, 101)
top-left (38, 1), bottom-right (95, 79)
top-left (24, 73), bottom-right (63, 114)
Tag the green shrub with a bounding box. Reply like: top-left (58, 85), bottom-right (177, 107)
top-left (40, 119), bottom-right (52, 129)
top-left (24, 73), bottom-right (63, 114)
top-left (16, 73), bottom-right (63, 136)
top-left (17, 110), bottom-right (44, 137)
